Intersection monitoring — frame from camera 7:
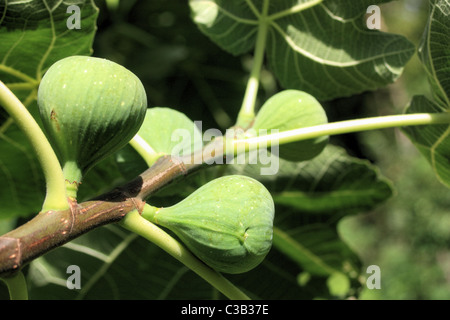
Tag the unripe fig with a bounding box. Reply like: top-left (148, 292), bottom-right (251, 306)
top-left (137, 107), bottom-right (203, 156)
top-left (143, 175), bottom-right (275, 274)
top-left (252, 90), bottom-right (328, 162)
top-left (37, 56), bottom-right (147, 198)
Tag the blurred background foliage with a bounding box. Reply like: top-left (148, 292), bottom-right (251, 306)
top-left (91, 0), bottom-right (449, 299)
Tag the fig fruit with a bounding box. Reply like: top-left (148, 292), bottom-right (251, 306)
top-left (137, 107), bottom-right (203, 156)
top-left (252, 90), bottom-right (328, 162)
top-left (143, 175), bottom-right (274, 274)
top-left (37, 56), bottom-right (147, 198)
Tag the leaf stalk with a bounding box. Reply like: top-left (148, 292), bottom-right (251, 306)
top-left (236, 0), bottom-right (270, 128)
top-left (232, 113), bottom-right (450, 153)
top-left (0, 81), bottom-right (68, 211)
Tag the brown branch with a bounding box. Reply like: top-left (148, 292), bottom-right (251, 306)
top-left (0, 153), bottom-right (200, 278)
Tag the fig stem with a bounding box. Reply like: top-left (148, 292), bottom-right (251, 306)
top-left (232, 112), bottom-right (450, 152)
top-left (0, 81), bottom-right (69, 211)
top-left (236, 0), bottom-right (270, 129)
top-left (140, 204), bottom-right (159, 223)
top-left (0, 271), bottom-right (28, 300)
top-left (119, 209), bottom-right (251, 300)
top-left (62, 160), bottom-right (83, 199)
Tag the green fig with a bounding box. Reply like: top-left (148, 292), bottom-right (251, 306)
top-left (143, 175), bottom-right (274, 274)
top-left (136, 107), bottom-right (203, 156)
top-left (252, 90), bottom-right (328, 162)
top-left (37, 55), bottom-right (147, 198)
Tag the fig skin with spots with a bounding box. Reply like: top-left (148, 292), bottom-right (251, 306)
top-left (252, 90), bottom-right (328, 162)
top-left (37, 56), bottom-right (147, 196)
top-left (143, 175), bottom-right (275, 274)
